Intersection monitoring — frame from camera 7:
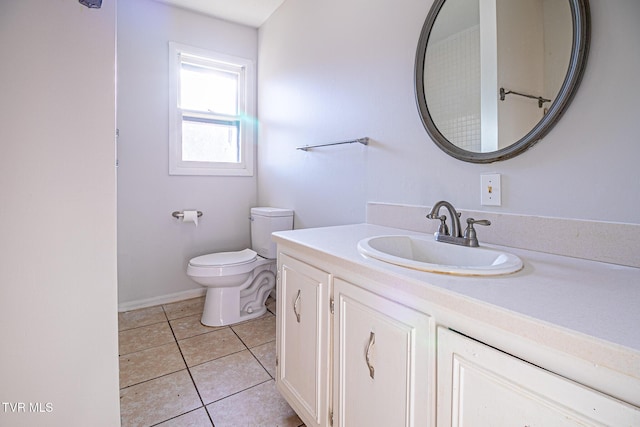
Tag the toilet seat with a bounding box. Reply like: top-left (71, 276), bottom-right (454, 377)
top-left (187, 248), bottom-right (270, 279)
top-left (190, 248), bottom-right (257, 268)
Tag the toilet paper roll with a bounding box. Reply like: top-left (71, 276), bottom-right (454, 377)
top-left (182, 210), bottom-right (199, 227)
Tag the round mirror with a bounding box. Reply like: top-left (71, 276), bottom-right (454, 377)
top-left (415, 0), bottom-right (590, 163)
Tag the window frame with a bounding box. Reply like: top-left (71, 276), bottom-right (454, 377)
top-left (168, 42), bottom-right (255, 176)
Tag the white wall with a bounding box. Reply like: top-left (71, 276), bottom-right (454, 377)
top-left (542, 0), bottom-right (572, 101)
top-left (117, 0), bottom-right (259, 308)
top-left (257, 0), bottom-right (640, 227)
top-left (497, 0), bottom-right (545, 145)
top-left (0, 1), bottom-right (120, 426)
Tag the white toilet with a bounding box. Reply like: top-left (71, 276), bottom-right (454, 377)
top-left (187, 207), bottom-right (294, 326)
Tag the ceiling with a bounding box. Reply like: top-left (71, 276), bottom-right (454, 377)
top-left (153, 0), bottom-right (286, 28)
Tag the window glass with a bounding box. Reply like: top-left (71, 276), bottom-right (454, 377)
top-left (180, 63), bottom-right (239, 116)
top-left (181, 118), bottom-right (239, 163)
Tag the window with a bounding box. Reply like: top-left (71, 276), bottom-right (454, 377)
top-left (169, 43), bottom-right (255, 176)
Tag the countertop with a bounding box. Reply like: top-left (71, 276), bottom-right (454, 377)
top-left (273, 223), bottom-right (640, 381)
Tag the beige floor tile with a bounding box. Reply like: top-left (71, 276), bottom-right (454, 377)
top-left (230, 308), bottom-right (273, 326)
top-left (155, 407), bottom-right (213, 427)
top-left (178, 328), bottom-right (245, 367)
top-left (119, 342), bottom-right (186, 388)
top-left (170, 313), bottom-right (225, 340)
top-left (231, 314), bottom-right (276, 348)
top-left (118, 305), bottom-right (167, 331)
top-left (119, 321), bottom-right (174, 355)
top-left (207, 380), bottom-right (302, 427)
top-left (120, 370), bottom-right (201, 427)
top-left (190, 350), bottom-right (271, 404)
top-left (163, 297), bottom-right (205, 320)
top-left (250, 340), bottom-right (277, 378)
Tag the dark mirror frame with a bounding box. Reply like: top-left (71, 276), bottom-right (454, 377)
top-left (415, 0), bottom-right (590, 163)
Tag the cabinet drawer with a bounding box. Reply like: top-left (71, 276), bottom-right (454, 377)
top-left (437, 327), bottom-right (640, 427)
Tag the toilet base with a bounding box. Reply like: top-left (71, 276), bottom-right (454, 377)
top-left (200, 268), bottom-right (276, 327)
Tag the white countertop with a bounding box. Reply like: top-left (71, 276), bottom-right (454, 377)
top-left (273, 223), bottom-right (640, 379)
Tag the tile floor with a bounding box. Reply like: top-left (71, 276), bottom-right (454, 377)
top-left (118, 296), bottom-right (304, 427)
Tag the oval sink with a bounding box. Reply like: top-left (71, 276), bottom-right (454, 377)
top-left (357, 235), bottom-right (523, 276)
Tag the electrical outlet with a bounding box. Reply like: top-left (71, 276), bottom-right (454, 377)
top-left (481, 173), bottom-right (501, 206)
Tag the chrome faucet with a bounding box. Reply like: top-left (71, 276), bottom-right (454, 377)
top-left (426, 201), bottom-right (462, 239)
top-left (426, 201), bottom-right (490, 247)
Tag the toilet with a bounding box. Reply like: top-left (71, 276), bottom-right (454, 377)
top-left (187, 207), bottom-right (294, 326)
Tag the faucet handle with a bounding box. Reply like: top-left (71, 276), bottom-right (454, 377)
top-left (466, 218), bottom-right (491, 227)
top-left (426, 213), bottom-right (450, 236)
top-left (463, 218), bottom-right (491, 247)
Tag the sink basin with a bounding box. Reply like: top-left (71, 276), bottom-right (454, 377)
top-left (357, 235), bottom-right (523, 276)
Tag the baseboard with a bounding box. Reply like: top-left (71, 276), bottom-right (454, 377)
top-left (118, 288), bottom-right (206, 313)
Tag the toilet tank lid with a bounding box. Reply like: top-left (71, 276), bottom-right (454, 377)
top-left (251, 207), bottom-right (294, 217)
top-left (190, 249), bottom-right (257, 267)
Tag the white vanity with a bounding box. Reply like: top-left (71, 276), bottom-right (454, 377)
top-left (273, 223), bottom-right (640, 427)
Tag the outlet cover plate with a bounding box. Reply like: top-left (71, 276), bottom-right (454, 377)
top-left (481, 173), bottom-right (501, 206)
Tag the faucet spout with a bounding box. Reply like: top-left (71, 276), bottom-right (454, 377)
top-left (426, 200), bottom-right (462, 238)
top-left (426, 201), bottom-right (491, 247)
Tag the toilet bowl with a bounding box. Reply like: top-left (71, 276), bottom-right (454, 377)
top-left (186, 207), bottom-right (293, 326)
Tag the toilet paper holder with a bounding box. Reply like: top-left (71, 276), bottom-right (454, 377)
top-left (172, 210), bottom-right (203, 219)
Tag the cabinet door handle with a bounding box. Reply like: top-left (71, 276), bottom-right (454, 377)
top-left (293, 289), bottom-right (301, 323)
top-left (365, 331), bottom-right (375, 379)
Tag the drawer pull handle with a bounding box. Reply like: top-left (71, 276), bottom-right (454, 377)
top-left (293, 290), bottom-right (301, 323)
top-left (366, 331), bottom-right (375, 379)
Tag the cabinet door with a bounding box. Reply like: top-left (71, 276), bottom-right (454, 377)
top-left (437, 327), bottom-right (640, 427)
top-left (333, 278), bottom-right (433, 427)
top-left (276, 254), bottom-right (331, 427)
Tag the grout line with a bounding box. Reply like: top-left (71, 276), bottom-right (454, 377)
top-left (160, 296), bottom-right (207, 322)
top-left (117, 318), bottom-right (168, 333)
top-left (120, 298), bottom-right (282, 426)
top-left (148, 407), bottom-right (209, 427)
top-left (118, 319), bottom-right (176, 356)
top-left (118, 339), bottom-right (177, 357)
top-left (118, 309), bottom-right (169, 332)
top-left (174, 325), bottom-right (231, 344)
top-left (206, 378), bottom-right (275, 405)
top-left (227, 325), bottom-right (276, 380)
top-left (248, 345), bottom-right (276, 380)
top-left (186, 348), bottom-right (248, 370)
top-left (163, 310), bottom-right (216, 426)
top-left (119, 367), bottom-right (189, 391)
top-left (228, 324), bottom-right (250, 349)
top-left (118, 304), bottom-right (171, 331)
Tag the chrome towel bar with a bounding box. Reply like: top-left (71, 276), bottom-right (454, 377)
top-left (297, 137), bottom-right (369, 151)
top-left (500, 87), bottom-right (551, 108)
top-left (172, 211), bottom-right (203, 219)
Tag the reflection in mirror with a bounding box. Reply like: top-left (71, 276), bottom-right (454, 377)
top-left (416, 0), bottom-right (590, 163)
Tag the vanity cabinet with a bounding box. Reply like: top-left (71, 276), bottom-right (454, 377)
top-left (274, 232), bottom-right (640, 427)
top-left (276, 254), bottom-right (331, 427)
top-left (276, 253), bottom-right (433, 427)
top-left (437, 327), bottom-right (640, 426)
top-left (332, 278), bottom-right (432, 427)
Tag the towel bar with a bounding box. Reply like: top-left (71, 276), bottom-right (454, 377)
top-left (297, 137), bottom-right (369, 151)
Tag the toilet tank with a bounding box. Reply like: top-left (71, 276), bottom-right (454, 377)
top-left (250, 207), bottom-right (294, 259)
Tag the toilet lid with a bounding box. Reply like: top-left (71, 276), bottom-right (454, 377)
top-left (190, 248), bottom-right (257, 267)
